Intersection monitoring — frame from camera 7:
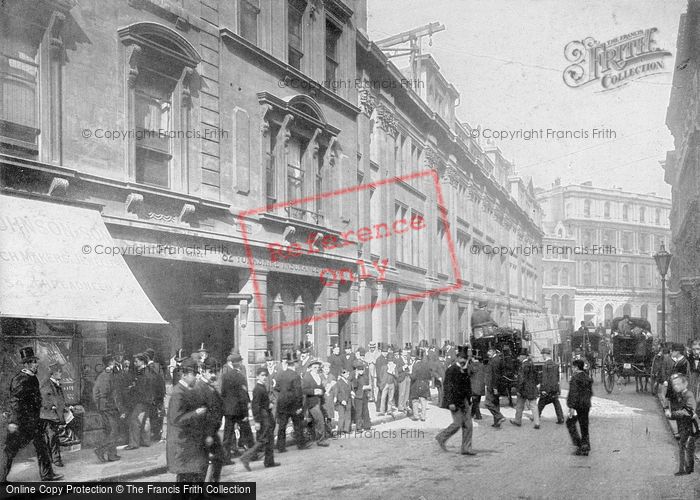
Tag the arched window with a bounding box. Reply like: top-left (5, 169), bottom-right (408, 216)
top-left (602, 263), bottom-right (611, 286)
top-left (621, 265), bottom-right (630, 287)
top-left (551, 294), bottom-right (560, 315)
top-left (583, 199), bottom-right (591, 218)
top-left (583, 262), bottom-right (592, 286)
top-left (604, 201), bottom-right (610, 218)
top-left (561, 295), bottom-right (571, 316)
top-left (584, 303), bottom-right (595, 325)
top-left (623, 303), bottom-right (632, 316)
top-left (640, 304), bottom-right (648, 319)
top-left (604, 304), bottom-right (613, 328)
top-left (561, 268), bottom-right (569, 286)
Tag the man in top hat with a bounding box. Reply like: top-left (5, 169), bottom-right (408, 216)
top-left (510, 349), bottom-right (541, 429)
top-left (170, 349), bottom-right (187, 387)
top-left (195, 357), bottom-right (226, 480)
top-left (396, 345), bottom-right (412, 413)
top-left (124, 353), bottom-right (156, 450)
top-left (39, 363), bottom-right (68, 468)
top-left (221, 352), bottom-right (254, 459)
top-left (485, 347), bottom-right (507, 428)
top-left (302, 359), bottom-right (330, 447)
top-left (145, 348), bottom-right (166, 442)
top-left (241, 367), bottom-right (280, 471)
top-left (93, 354), bottom-right (124, 463)
top-left (166, 358), bottom-right (209, 482)
top-left (471, 301), bottom-right (497, 331)
top-left (263, 351), bottom-right (280, 416)
top-left (351, 361), bottom-right (372, 431)
top-left (274, 351), bottom-right (311, 453)
top-left (342, 341), bottom-right (354, 373)
top-left (2, 347), bottom-right (63, 482)
top-left (328, 344), bottom-right (344, 378)
top-left (365, 341), bottom-right (379, 403)
top-left (537, 348), bottom-right (564, 425)
top-left (410, 349), bottom-right (432, 421)
top-left (297, 342), bottom-right (313, 375)
top-left (431, 348), bottom-right (447, 408)
top-left (436, 345), bottom-right (475, 455)
top-left (374, 343), bottom-right (389, 412)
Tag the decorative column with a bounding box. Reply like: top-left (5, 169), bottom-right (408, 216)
top-left (372, 281), bottom-right (386, 344)
top-left (273, 296), bottom-right (284, 360)
top-left (294, 298), bottom-right (305, 349)
top-left (240, 270), bottom-right (269, 365)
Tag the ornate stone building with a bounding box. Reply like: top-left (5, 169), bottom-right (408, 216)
top-left (537, 180), bottom-right (671, 335)
top-left (664, 0), bottom-right (700, 344)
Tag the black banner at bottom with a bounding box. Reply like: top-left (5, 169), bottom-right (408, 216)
top-left (1, 482), bottom-right (256, 500)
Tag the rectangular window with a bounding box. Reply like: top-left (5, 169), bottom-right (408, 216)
top-left (412, 210), bottom-right (423, 268)
top-left (288, 1), bottom-right (304, 70)
top-left (325, 19), bottom-right (341, 89)
top-left (134, 67), bottom-right (175, 188)
top-left (314, 151), bottom-right (323, 224)
top-left (0, 20), bottom-right (41, 154)
top-left (239, 0), bottom-right (260, 44)
top-left (286, 137), bottom-right (304, 219)
top-left (395, 203), bottom-right (406, 263)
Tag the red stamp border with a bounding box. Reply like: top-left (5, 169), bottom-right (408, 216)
top-left (237, 169), bottom-right (462, 333)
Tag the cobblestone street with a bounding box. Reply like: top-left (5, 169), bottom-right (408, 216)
top-left (142, 380), bottom-right (699, 499)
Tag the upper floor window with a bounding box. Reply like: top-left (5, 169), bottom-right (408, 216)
top-left (622, 204), bottom-right (629, 220)
top-left (639, 233), bottom-right (648, 254)
top-left (582, 262), bottom-right (592, 286)
top-left (286, 136), bottom-right (306, 217)
top-left (602, 263), bottom-right (611, 286)
top-left (603, 201), bottom-right (610, 218)
top-left (583, 199), bottom-right (591, 218)
top-left (325, 19), bottom-right (341, 89)
top-left (639, 206), bottom-right (645, 223)
top-left (288, 0), bottom-right (305, 70)
top-left (239, 0), bottom-right (260, 44)
top-left (655, 208), bottom-right (661, 225)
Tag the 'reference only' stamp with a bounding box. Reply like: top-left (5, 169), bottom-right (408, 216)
top-left (236, 169), bottom-right (461, 333)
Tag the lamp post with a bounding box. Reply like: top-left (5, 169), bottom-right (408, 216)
top-left (653, 242), bottom-right (672, 343)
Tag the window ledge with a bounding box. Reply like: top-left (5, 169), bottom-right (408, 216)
top-left (396, 261), bottom-right (427, 274)
top-left (257, 211), bottom-right (343, 237)
top-left (220, 28), bottom-right (360, 118)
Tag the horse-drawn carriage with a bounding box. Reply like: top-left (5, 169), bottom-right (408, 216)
top-left (601, 317), bottom-right (654, 394)
top-left (471, 324), bottom-right (540, 406)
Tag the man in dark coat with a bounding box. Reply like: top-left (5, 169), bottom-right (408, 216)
top-left (374, 344), bottom-right (389, 412)
top-left (342, 342), bottom-right (354, 373)
top-left (274, 352), bottom-right (310, 452)
top-left (536, 348), bottom-right (564, 425)
top-left (92, 354), bottom-right (124, 462)
top-left (351, 361), bottom-right (372, 431)
top-left (665, 373), bottom-right (697, 475)
top-left (241, 367), bottom-right (280, 470)
top-left (567, 359), bottom-right (593, 456)
top-left (468, 355), bottom-right (485, 419)
top-left (220, 352), bottom-right (254, 459)
top-left (39, 363), bottom-right (67, 467)
top-left (194, 357), bottom-right (225, 482)
top-left (335, 369), bottom-right (353, 434)
top-left (471, 301), bottom-right (497, 330)
top-left (665, 343), bottom-right (690, 401)
top-left (1, 347), bottom-right (62, 482)
top-left (431, 349), bottom-right (447, 408)
top-left (125, 353), bottom-right (154, 450)
top-left (328, 344), bottom-right (344, 378)
top-left (167, 359), bottom-right (209, 482)
top-left (484, 347), bottom-right (506, 428)
top-left (410, 350), bottom-right (432, 421)
top-left (510, 349), bottom-right (540, 428)
top-left (435, 346), bottom-right (475, 455)
top-left (145, 348), bottom-right (166, 442)
top-left (301, 359), bottom-right (330, 446)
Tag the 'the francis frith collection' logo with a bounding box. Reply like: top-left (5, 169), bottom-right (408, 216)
top-left (563, 28), bottom-right (672, 91)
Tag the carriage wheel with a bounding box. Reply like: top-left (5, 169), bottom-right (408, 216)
top-left (603, 367), bottom-right (615, 394)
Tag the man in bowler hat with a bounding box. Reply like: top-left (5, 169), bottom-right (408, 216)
top-left (39, 363), bottom-right (67, 467)
top-left (2, 347), bottom-right (63, 482)
top-left (436, 345), bottom-right (475, 455)
top-left (274, 351), bottom-right (311, 453)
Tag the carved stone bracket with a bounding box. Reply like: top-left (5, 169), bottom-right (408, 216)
top-left (126, 44), bottom-right (144, 88)
top-left (260, 103), bottom-right (273, 137)
top-left (179, 203), bottom-right (196, 224)
top-left (283, 225), bottom-right (296, 245)
top-left (359, 88), bottom-right (376, 117)
top-left (47, 11), bottom-right (67, 59)
top-left (376, 104), bottom-right (398, 137)
top-left (125, 192), bottom-right (144, 215)
top-left (48, 177), bottom-right (69, 197)
top-left (181, 67), bottom-right (195, 107)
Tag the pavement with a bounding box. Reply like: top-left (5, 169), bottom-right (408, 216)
top-left (5, 398), bottom-right (408, 483)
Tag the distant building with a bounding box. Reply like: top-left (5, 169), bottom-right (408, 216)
top-left (664, 0), bottom-right (700, 344)
top-left (537, 180), bottom-right (671, 335)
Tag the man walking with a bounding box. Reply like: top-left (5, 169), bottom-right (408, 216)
top-left (435, 346), bottom-right (475, 455)
top-left (145, 348), bottom-right (166, 442)
top-left (195, 357), bottom-right (226, 481)
top-left (484, 347), bottom-right (506, 428)
top-left (468, 354), bottom-right (485, 420)
top-left (221, 352), bottom-right (254, 459)
top-left (2, 347), bottom-right (63, 482)
top-left (92, 354), bottom-right (124, 463)
top-left (301, 359), bottom-right (329, 447)
top-left (241, 368), bottom-right (280, 471)
top-left (39, 363), bottom-right (67, 468)
top-left (665, 373), bottom-right (697, 475)
top-left (510, 349), bottom-right (541, 429)
top-left (566, 359), bottom-right (593, 456)
top-left (274, 352), bottom-right (311, 453)
top-left (166, 359), bottom-right (209, 483)
top-left (537, 348), bottom-right (564, 424)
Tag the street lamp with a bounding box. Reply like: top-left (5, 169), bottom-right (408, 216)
top-left (653, 242), bottom-right (672, 343)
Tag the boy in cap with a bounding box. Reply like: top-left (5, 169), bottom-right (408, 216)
top-left (241, 367), bottom-right (280, 470)
top-left (351, 361), bottom-right (372, 431)
top-left (335, 369), bottom-right (353, 434)
top-left (665, 373), bottom-right (697, 475)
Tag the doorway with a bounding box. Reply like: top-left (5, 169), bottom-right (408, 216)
top-left (184, 309), bottom-right (239, 364)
